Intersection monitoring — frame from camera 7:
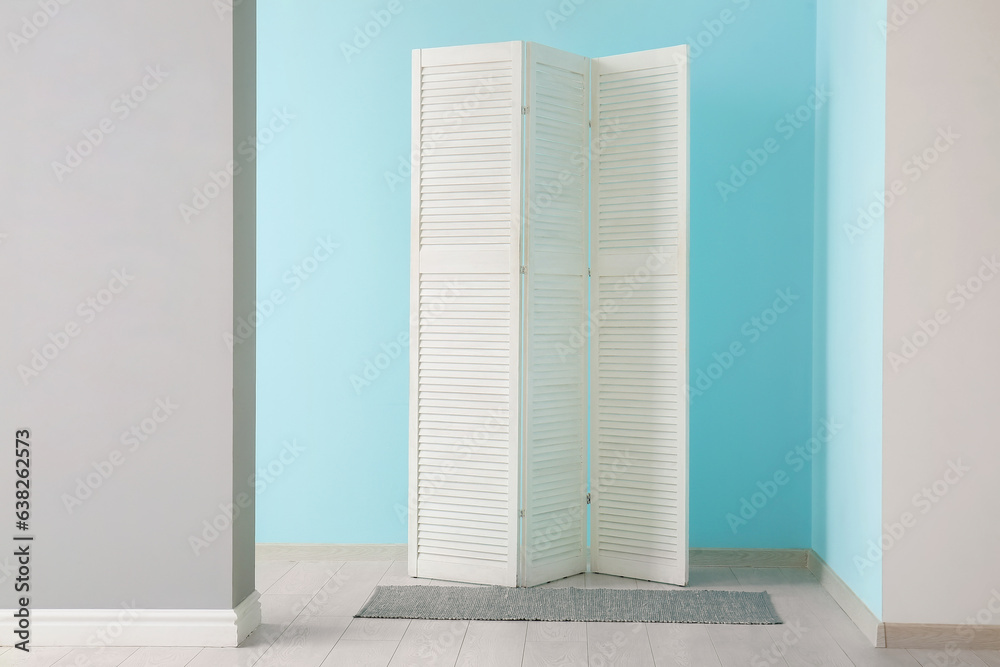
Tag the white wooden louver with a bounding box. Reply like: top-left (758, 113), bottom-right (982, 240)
top-left (409, 42), bottom-right (522, 586)
top-left (521, 43), bottom-right (590, 587)
top-left (410, 41), bottom-right (688, 587)
top-left (590, 46), bottom-right (690, 586)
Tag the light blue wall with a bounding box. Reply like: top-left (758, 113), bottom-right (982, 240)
top-left (812, 0), bottom-right (885, 616)
top-left (256, 0), bottom-right (817, 547)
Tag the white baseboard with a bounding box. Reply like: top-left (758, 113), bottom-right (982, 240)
top-left (806, 550), bottom-right (885, 647)
top-left (0, 590), bottom-right (260, 648)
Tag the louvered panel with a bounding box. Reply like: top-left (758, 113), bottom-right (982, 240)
top-left (590, 45), bottom-right (689, 586)
top-left (409, 42), bottom-right (522, 586)
top-left (520, 43), bottom-right (589, 587)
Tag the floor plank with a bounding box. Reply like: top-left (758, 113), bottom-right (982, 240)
top-left (707, 624), bottom-right (792, 667)
top-left (254, 614), bottom-right (351, 667)
top-left (764, 610), bottom-right (854, 667)
top-left (267, 560), bottom-right (344, 595)
top-left (320, 640), bottom-right (398, 667)
top-left (731, 566), bottom-right (796, 593)
top-left (635, 567), bottom-right (740, 591)
top-left (118, 648), bottom-right (202, 667)
top-left (585, 572), bottom-right (638, 589)
top-left (341, 618), bottom-right (411, 642)
top-left (186, 623), bottom-right (282, 667)
top-left (256, 560), bottom-right (297, 593)
top-left (261, 593), bottom-right (317, 627)
top-left (456, 621), bottom-right (527, 667)
top-left (526, 621), bottom-right (587, 642)
top-left (521, 640), bottom-right (587, 667)
top-left (0, 648), bottom-right (72, 667)
top-left (587, 622), bottom-right (654, 666)
top-left (976, 651), bottom-right (1000, 666)
top-left (646, 624), bottom-right (723, 667)
top-left (51, 648), bottom-right (137, 667)
top-left (378, 560), bottom-right (430, 587)
top-left (312, 560), bottom-right (393, 617)
top-left (388, 619), bottom-right (469, 667)
top-left (538, 573), bottom-right (586, 589)
top-left (910, 648), bottom-right (989, 666)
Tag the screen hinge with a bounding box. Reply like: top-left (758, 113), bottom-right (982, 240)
top-left (519, 509), bottom-right (525, 518)
top-left (522, 105), bottom-right (529, 115)
top-left (520, 265), bottom-right (526, 275)
top-left (587, 267), bottom-right (591, 277)
top-left (586, 493), bottom-right (591, 504)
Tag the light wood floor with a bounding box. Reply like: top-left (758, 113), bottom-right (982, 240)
top-left (3, 561), bottom-right (999, 666)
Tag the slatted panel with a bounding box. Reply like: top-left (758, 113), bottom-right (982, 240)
top-left (521, 43), bottom-right (589, 586)
top-left (409, 42), bottom-right (522, 586)
top-left (590, 46), bottom-right (689, 586)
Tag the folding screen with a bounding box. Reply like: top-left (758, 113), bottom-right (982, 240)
top-left (409, 41), bottom-right (688, 587)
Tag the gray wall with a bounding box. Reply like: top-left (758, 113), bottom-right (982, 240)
top-left (0, 0), bottom-right (254, 610)
top-left (884, 0), bottom-right (1000, 625)
top-left (233, 0), bottom-right (257, 609)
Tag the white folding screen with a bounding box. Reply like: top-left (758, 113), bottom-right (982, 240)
top-left (410, 41), bottom-right (688, 587)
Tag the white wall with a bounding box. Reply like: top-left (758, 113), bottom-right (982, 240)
top-left (883, 0), bottom-right (1000, 625)
top-left (0, 0), bottom-right (254, 624)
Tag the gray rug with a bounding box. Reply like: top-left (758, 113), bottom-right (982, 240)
top-left (356, 586), bottom-right (781, 624)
